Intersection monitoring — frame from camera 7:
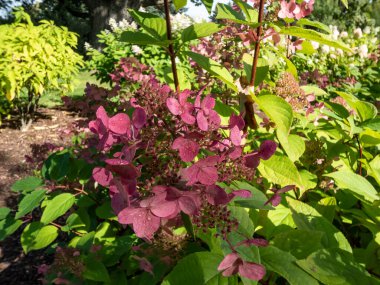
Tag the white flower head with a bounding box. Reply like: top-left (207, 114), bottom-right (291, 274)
top-left (132, 45), bottom-right (142, 55)
top-left (311, 41), bottom-right (319, 49)
top-left (321, 45), bottom-right (330, 53)
top-left (363, 26), bottom-right (371, 34)
top-left (354, 28), bottom-right (363, 39)
top-left (340, 31), bottom-right (348, 38)
top-left (358, 44), bottom-right (368, 58)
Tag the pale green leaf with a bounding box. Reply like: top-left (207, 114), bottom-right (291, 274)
top-left (260, 246), bottom-right (319, 285)
top-left (181, 23), bottom-right (224, 43)
top-left (287, 198), bottom-right (352, 253)
top-left (185, 51), bottom-right (237, 91)
top-left (280, 26), bottom-right (352, 52)
top-left (296, 249), bottom-right (379, 285)
top-left (258, 154), bottom-right (303, 189)
top-left (41, 193), bottom-right (75, 224)
top-left (15, 189), bottom-right (46, 219)
top-left (21, 222), bottom-right (58, 253)
top-left (325, 170), bottom-right (380, 203)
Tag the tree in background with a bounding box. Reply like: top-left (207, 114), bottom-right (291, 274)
top-left (1, 0), bottom-right (161, 49)
top-left (310, 0), bottom-right (380, 31)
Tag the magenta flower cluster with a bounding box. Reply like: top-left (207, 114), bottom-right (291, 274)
top-left (88, 58), bottom-right (277, 281)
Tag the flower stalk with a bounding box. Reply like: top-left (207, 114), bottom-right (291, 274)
top-left (164, 0), bottom-right (180, 91)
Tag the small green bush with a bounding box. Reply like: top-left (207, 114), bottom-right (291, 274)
top-left (0, 8), bottom-right (83, 129)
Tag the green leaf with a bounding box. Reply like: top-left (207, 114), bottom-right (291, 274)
top-left (216, 3), bottom-right (249, 25)
top-left (258, 154), bottom-right (303, 189)
top-left (173, 0), bottom-right (187, 10)
top-left (120, 31), bottom-right (169, 46)
top-left (354, 101), bottom-right (378, 122)
top-left (280, 26), bottom-right (352, 52)
top-left (260, 246), bottom-right (319, 285)
top-left (96, 201), bottom-right (115, 220)
top-left (162, 252), bottom-right (230, 285)
top-left (242, 54), bottom-right (269, 87)
top-left (42, 151), bottom-right (70, 181)
top-left (272, 230), bottom-right (324, 259)
top-left (128, 9), bottom-right (166, 39)
top-left (325, 170), bottom-right (379, 203)
top-left (233, 0), bottom-right (258, 22)
top-left (0, 207), bottom-right (11, 220)
top-left (253, 95), bottom-right (293, 135)
top-left (83, 258), bottom-right (111, 282)
top-left (296, 18), bottom-right (331, 34)
top-left (0, 216), bottom-right (23, 241)
top-left (287, 198), bottom-right (352, 253)
top-left (15, 189), bottom-right (46, 219)
top-left (181, 23), bottom-right (224, 43)
top-left (201, 0), bottom-right (214, 14)
top-left (229, 206), bottom-right (255, 236)
top-left (231, 181), bottom-right (273, 210)
top-left (340, 0), bottom-right (348, 8)
top-left (185, 51), bottom-right (237, 92)
top-left (300, 85), bottom-right (327, 96)
top-left (360, 128), bottom-right (380, 147)
top-left (40, 193), bottom-right (75, 224)
top-left (296, 249), bottom-right (379, 285)
top-left (11, 176), bottom-right (43, 193)
top-left (277, 133), bottom-right (305, 162)
top-left (21, 222), bottom-right (58, 253)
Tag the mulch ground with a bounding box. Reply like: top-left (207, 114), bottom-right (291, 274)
top-left (0, 107), bottom-right (84, 284)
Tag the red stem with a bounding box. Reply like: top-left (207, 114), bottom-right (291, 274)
top-left (250, 0), bottom-right (265, 86)
top-left (164, 0), bottom-right (180, 91)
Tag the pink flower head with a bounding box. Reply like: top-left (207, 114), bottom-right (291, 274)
top-left (194, 95), bottom-right (221, 131)
top-left (166, 90), bottom-right (196, 125)
top-left (265, 185), bottom-right (296, 206)
top-left (278, 0), bottom-right (300, 19)
top-left (218, 252), bottom-right (266, 281)
top-left (172, 137), bottom-right (200, 162)
top-left (244, 140), bottom-right (277, 168)
top-left (298, 0), bottom-right (315, 19)
top-left (182, 156), bottom-right (219, 185)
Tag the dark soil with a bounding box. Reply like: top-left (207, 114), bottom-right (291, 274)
top-left (0, 108), bottom-right (84, 284)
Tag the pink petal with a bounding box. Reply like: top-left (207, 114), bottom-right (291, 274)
top-left (178, 196), bottom-right (198, 215)
top-left (230, 125), bottom-right (242, 146)
top-left (181, 112), bottom-right (196, 125)
top-left (118, 207), bottom-right (140, 225)
top-left (208, 110), bottom-right (221, 129)
top-left (258, 140), bottom-right (277, 160)
top-left (218, 253), bottom-right (240, 271)
top-left (238, 262), bottom-right (266, 281)
top-left (197, 112), bottom-right (209, 131)
top-left (132, 209), bottom-right (161, 239)
top-left (172, 137), bottom-right (199, 162)
top-left (109, 113), bottom-right (131, 135)
top-left (232, 190), bottom-right (252, 198)
top-left (96, 106), bottom-right (109, 127)
top-left (166, 98), bottom-right (181, 115)
top-left (229, 147), bottom-right (242, 159)
top-left (151, 200), bottom-right (179, 218)
top-left (92, 167), bottom-right (113, 187)
top-left (178, 90), bottom-right (191, 105)
top-left (132, 108), bottom-right (147, 129)
top-left (198, 165), bottom-right (218, 185)
top-left (244, 153), bottom-right (260, 168)
top-left (201, 95), bottom-right (215, 110)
